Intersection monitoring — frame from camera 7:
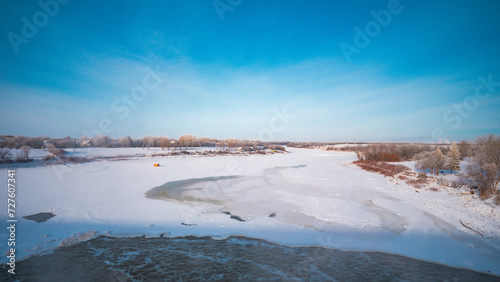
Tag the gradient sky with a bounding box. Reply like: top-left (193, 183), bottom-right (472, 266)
top-left (1, 0), bottom-right (499, 142)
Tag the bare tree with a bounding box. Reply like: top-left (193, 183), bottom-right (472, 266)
top-left (216, 140), bottom-right (227, 151)
top-left (53, 136), bottom-right (77, 148)
top-left (142, 136), bottom-right (153, 149)
top-left (159, 137), bottom-right (170, 151)
top-left (13, 135), bottom-right (27, 149)
top-left (227, 138), bottom-right (239, 152)
top-left (447, 141), bottom-right (461, 174)
top-left (152, 137), bottom-right (160, 147)
top-left (92, 135), bottom-right (112, 147)
top-left (465, 135), bottom-right (500, 197)
top-left (132, 137), bottom-right (143, 148)
top-left (415, 151), bottom-right (432, 175)
top-left (17, 146), bottom-right (31, 162)
top-left (118, 136), bottom-right (133, 147)
top-left (178, 134), bottom-right (197, 150)
top-left (177, 135), bottom-right (186, 150)
top-left (26, 137), bottom-right (44, 148)
top-left (458, 140), bottom-right (472, 160)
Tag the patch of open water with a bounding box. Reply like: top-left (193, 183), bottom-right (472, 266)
top-left (2, 236), bottom-right (497, 281)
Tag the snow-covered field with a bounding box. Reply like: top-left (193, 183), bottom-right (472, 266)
top-left (1, 147), bottom-right (499, 275)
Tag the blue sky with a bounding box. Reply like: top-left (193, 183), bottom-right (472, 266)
top-left (1, 0), bottom-right (499, 142)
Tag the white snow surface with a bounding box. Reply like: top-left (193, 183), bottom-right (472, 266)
top-left (1, 148), bottom-right (499, 275)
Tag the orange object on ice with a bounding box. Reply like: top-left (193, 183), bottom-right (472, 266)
top-left (154, 163), bottom-right (160, 167)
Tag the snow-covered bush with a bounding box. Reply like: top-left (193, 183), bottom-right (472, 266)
top-left (415, 148), bottom-right (448, 175)
top-left (0, 148), bottom-right (12, 163)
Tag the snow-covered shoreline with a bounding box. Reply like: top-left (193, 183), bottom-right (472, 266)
top-left (1, 147), bottom-right (499, 276)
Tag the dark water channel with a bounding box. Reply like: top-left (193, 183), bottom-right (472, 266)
top-left (2, 235), bottom-right (498, 281)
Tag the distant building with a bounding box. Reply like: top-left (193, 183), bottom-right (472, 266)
top-left (80, 140), bottom-right (91, 147)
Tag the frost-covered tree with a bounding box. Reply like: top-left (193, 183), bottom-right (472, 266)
top-left (54, 136), bottom-right (77, 148)
top-left (142, 136), bottom-right (153, 148)
top-left (92, 135), bottom-right (112, 147)
top-left (178, 134), bottom-right (197, 150)
top-left (465, 135), bottom-right (500, 197)
top-left (416, 147), bottom-right (447, 175)
top-left (434, 147), bottom-right (447, 174)
top-left (158, 137), bottom-right (171, 151)
top-left (16, 146), bottom-right (31, 162)
top-left (458, 140), bottom-right (472, 160)
top-left (0, 148), bottom-right (12, 162)
top-left (447, 142), bottom-right (461, 173)
top-left (118, 136), bottom-right (133, 147)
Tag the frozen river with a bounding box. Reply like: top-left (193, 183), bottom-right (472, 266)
top-left (1, 147), bottom-right (499, 278)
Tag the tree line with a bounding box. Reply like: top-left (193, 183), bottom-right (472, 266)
top-left (0, 134), bottom-right (286, 163)
top-left (0, 134), bottom-right (276, 150)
